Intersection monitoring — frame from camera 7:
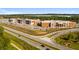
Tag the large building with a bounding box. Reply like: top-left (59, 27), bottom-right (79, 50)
top-left (30, 20), bottom-right (76, 29)
top-left (0, 18), bottom-right (76, 30)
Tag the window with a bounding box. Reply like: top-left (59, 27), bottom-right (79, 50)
top-left (49, 23), bottom-right (51, 27)
top-left (37, 22), bottom-right (42, 27)
top-left (25, 20), bottom-right (31, 24)
top-left (17, 20), bottom-right (22, 23)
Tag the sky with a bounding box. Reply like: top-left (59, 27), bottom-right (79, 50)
top-left (0, 8), bottom-right (79, 14)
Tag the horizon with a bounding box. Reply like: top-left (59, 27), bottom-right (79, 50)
top-left (0, 8), bottom-right (79, 14)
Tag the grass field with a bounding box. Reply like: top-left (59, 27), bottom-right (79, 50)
top-left (55, 32), bottom-right (79, 50)
top-left (1, 23), bottom-right (47, 36)
top-left (0, 35), bottom-right (17, 50)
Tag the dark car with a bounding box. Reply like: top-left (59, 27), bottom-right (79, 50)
top-left (40, 44), bottom-right (45, 47)
top-left (45, 48), bottom-right (50, 50)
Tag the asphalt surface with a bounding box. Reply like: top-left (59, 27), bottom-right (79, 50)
top-left (4, 29), bottom-right (54, 50)
top-left (3, 26), bottom-right (74, 50)
top-left (51, 28), bottom-right (79, 39)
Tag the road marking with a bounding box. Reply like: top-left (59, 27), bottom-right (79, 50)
top-left (11, 43), bottom-right (22, 50)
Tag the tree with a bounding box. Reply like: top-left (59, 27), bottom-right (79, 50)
top-left (61, 35), bottom-right (69, 40)
top-left (65, 32), bottom-right (79, 42)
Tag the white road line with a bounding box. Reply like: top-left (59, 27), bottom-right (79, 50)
top-left (11, 43), bottom-right (22, 50)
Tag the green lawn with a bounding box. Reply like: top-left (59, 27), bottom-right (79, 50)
top-left (0, 35), bottom-right (17, 50)
top-left (47, 35), bottom-right (53, 38)
top-left (6, 44), bottom-right (17, 50)
top-left (55, 32), bottom-right (79, 50)
top-left (1, 23), bottom-right (47, 36)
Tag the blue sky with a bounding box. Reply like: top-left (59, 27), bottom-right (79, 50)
top-left (0, 8), bottom-right (79, 14)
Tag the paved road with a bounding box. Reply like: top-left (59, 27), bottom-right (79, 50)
top-left (47, 28), bottom-right (79, 50)
top-left (43, 28), bottom-right (79, 37)
top-left (39, 37), bottom-right (73, 50)
top-left (4, 29), bottom-right (53, 50)
top-left (3, 26), bottom-right (73, 50)
top-left (51, 28), bottom-right (79, 39)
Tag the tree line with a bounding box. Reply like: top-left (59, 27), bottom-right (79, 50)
top-left (0, 14), bottom-right (79, 23)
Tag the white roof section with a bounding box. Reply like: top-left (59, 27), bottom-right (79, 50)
top-left (41, 20), bottom-right (51, 23)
